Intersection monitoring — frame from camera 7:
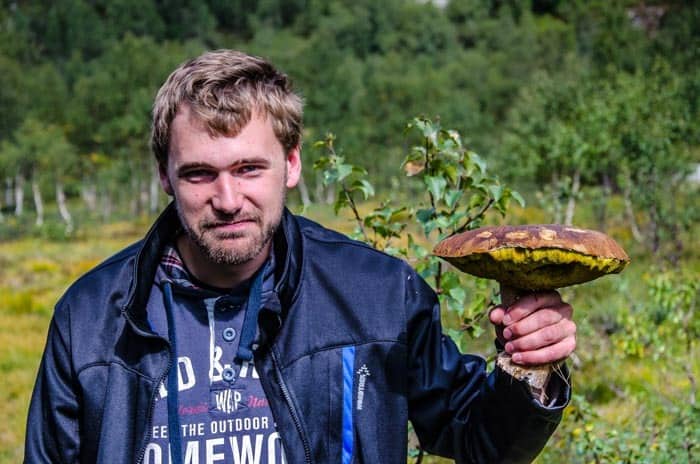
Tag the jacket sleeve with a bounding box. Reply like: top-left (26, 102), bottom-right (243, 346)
top-left (25, 302), bottom-right (81, 463)
top-left (405, 270), bottom-right (569, 464)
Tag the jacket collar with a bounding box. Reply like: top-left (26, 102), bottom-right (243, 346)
top-left (123, 202), bottom-right (303, 331)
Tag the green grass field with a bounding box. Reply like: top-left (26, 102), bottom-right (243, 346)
top-left (2, 207), bottom-right (698, 463)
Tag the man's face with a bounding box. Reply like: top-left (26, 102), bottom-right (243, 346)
top-left (160, 106), bottom-right (301, 268)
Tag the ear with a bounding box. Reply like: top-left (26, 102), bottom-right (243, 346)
top-left (285, 145), bottom-right (302, 189)
top-left (158, 162), bottom-right (174, 196)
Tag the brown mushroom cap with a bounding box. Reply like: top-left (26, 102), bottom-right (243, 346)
top-left (433, 224), bottom-right (630, 290)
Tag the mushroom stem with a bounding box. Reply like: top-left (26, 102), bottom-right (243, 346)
top-left (499, 283), bottom-right (525, 307)
top-left (497, 283), bottom-right (554, 404)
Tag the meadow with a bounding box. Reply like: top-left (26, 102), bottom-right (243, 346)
top-left (1, 203), bottom-right (698, 463)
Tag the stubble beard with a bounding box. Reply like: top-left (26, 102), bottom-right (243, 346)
top-left (176, 193), bottom-right (286, 267)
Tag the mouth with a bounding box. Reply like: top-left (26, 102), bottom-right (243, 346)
top-left (204, 218), bottom-right (258, 234)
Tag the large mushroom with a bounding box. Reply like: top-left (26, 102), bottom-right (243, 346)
top-left (433, 224), bottom-right (630, 402)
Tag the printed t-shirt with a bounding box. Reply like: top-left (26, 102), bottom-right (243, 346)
top-left (143, 244), bottom-right (286, 464)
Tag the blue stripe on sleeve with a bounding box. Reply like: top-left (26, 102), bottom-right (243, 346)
top-left (342, 346), bottom-right (355, 464)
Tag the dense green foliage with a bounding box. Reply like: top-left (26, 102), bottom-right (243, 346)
top-left (1, 0), bottom-right (697, 233)
top-left (0, 1), bottom-right (699, 463)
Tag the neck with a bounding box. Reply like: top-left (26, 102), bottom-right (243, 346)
top-left (175, 236), bottom-right (270, 289)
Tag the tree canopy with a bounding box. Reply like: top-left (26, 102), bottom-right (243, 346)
top-left (0, 0), bottom-right (697, 248)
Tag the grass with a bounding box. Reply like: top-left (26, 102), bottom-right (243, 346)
top-left (0, 223), bottom-right (147, 463)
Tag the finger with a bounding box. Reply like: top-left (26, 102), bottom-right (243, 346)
top-left (510, 336), bottom-right (577, 365)
top-left (505, 319), bottom-right (577, 353)
top-left (489, 306), bottom-right (508, 344)
top-left (488, 305), bottom-right (507, 325)
top-left (502, 304), bottom-right (573, 340)
top-left (502, 291), bottom-right (564, 325)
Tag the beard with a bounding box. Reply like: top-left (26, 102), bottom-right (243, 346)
top-left (176, 204), bottom-right (283, 266)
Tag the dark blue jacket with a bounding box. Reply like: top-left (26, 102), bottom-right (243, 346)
top-left (25, 205), bottom-right (568, 463)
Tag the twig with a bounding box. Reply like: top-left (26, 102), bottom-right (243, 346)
top-left (341, 181), bottom-right (369, 243)
top-left (455, 197), bottom-right (494, 234)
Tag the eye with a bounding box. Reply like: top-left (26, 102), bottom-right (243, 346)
top-left (181, 169), bottom-right (217, 183)
top-left (237, 164), bottom-right (263, 176)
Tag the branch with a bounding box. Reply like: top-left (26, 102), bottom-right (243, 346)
top-left (455, 197), bottom-right (495, 235)
top-left (342, 181), bottom-right (369, 243)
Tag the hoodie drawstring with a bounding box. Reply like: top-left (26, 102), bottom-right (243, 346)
top-left (161, 268), bottom-right (265, 464)
top-left (162, 281), bottom-right (183, 464)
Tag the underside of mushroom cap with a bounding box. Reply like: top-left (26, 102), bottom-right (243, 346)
top-left (433, 225), bottom-right (630, 290)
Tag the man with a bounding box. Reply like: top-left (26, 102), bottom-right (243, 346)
top-left (26, 50), bottom-right (576, 463)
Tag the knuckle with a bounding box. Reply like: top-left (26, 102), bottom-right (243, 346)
top-left (508, 324), bottom-right (520, 337)
top-left (547, 309), bottom-right (563, 324)
top-left (543, 326), bottom-right (558, 344)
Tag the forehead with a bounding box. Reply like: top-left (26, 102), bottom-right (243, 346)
top-left (168, 106), bottom-right (284, 166)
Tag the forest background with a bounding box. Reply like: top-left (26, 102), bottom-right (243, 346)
top-left (0, 0), bottom-right (698, 462)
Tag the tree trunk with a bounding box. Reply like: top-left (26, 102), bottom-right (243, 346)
top-left (150, 165), bottom-right (160, 213)
top-left (550, 172), bottom-right (562, 224)
top-left (623, 181), bottom-right (643, 243)
top-left (139, 177), bottom-right (149, 215)
top-left (296, 173), bottom-right (311, 207)
top-left (56, 181), bottom-right (73, 231)
top-left (564, 169), bottom-right (581, 226)
top-left (4, 177), bottom-right (13, 211)
top-left (596, 173), bottom-right (612, 231)
top-left (649, 203), bottom-right (660, 255)
top-left (325, 184), bottom-right (335, 205)
top-left (32, 178), bottom-right (44, 226)
top-left (101, 190), bottom-right (113, 221)
top-left (14, 173), bottom-right (25, 216)
top-left (313, 172), bottom-right (325, 204)
top-left (81, 180), bottom-right (98, 212)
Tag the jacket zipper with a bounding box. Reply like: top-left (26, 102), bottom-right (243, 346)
top-left (122, 310), bottom-right (172, 464)
top-left (135, 355), bottom-right (171, 464)
top-left (271, 350), bottom-right (313, 464)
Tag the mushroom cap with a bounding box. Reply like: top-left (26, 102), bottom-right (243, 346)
top-left (433, 224), bottom-right (630, 290)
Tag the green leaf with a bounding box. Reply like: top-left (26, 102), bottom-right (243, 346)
top-left (350, 179), bottom-right (375, 200)
top-left (448, 286), bottom-right (466, 305)
top-left (416, 208), bottom-right (435, 224)
top-left (323, 169), bottom-right (338, 186)
top-left (351, 165), bottom-right (368, 176)
top-left (444, 189), bottom-right (463, 210)
top-left (336, 163), bottom-right (353, 183)
top-left (468, 151), bottom-right (487, 173)
top-left (488, 184), bottom-right (504, 202)
top-left (510, 190), bottom-right (526, 207)
top-left (333, 190), bottom-right (350, 215)
top-left (389, 207), bottom-right (411, 223)
top-left (312, 156), bottom-right (331, 170)
top-left (425, 175), bottom-right (447, 201)
top-left (442, 164), bottom-right (459, 185)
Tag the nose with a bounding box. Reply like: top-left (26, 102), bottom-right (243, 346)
top-left (210, 175), bottom-right (243, 214)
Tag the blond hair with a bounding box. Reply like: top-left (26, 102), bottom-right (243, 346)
top-left (151, 50), bottom-right (303, 164)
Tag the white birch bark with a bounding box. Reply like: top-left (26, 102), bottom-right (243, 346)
top-left (623, 181), bottom-right (644, 243)
top-left (15, 173), bottom-right (25, 216)
top-left (81, 181), bottom-right (98, 212)
top-left (564, 169), bottom-right (581, 226)
top-left (150, 165), bottom-right (160, 213)
top-left (32, 178), bottom-right (44, 226)
top-left (56, 180), bottom-right (73, 231)
top-left (296, 173), bottom-right (311, 207)
top-left (4, 177), bottom-right (12, 211)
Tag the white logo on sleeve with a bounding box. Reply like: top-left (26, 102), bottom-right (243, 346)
top-left (356, 364), bottom-right (371, 411)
